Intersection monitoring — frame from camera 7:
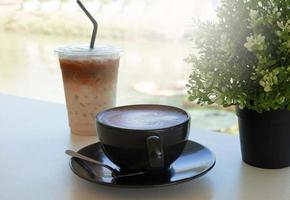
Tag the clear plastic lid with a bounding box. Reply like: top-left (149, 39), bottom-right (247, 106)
top-left (55, 44), bottom-right (121, 59)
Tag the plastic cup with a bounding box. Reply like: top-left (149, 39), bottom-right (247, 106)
top-left (55, 44), bottom-right (120, 136)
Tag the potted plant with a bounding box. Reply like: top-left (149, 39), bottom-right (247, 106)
top-left (186, 0), bottom-right (290, 169)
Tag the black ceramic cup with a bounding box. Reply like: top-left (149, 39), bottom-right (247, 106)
top-left (96, 104), bottom-right (190, 172)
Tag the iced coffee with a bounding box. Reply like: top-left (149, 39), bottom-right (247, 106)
top-left (55, 44), bottom-right (120, 136)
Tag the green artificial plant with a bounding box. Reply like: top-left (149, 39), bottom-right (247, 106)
top-left (187, 0), bottom-right (290, 113)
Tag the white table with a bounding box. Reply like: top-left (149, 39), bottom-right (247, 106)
top-left (0, 94), bottom-right (289, 200)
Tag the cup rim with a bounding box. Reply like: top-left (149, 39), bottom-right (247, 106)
top-left (96, 104), bottom-right (191, 132)
top-left (54, 43), bottom-right (122, 59)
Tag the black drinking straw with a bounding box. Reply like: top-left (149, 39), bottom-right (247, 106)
top-left (76, 0), bottom-right (98, 49)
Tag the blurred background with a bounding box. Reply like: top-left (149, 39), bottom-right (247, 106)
top-left (0, 0), bottom-right (238, 134)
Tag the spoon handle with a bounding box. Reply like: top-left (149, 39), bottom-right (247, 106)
top-left (65, 150), bottom-right (116, 175)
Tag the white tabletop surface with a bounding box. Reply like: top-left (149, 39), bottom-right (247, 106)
top-left (0, 93), bottom-right (289, 200)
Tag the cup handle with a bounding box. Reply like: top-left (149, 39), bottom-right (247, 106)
top-left (146, 136), bottom-right (164, 169)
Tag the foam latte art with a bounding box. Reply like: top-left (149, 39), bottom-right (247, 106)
top-left (98, 105), bottom-right (188, 130)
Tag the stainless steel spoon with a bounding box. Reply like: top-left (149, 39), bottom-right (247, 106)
top-left (65, 150), bottom-right (145, 178)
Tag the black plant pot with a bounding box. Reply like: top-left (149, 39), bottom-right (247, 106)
top-left (236, 107), bottom-right (290, 169)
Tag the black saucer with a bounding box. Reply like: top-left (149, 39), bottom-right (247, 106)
top-left (69, 140), bottom-right (215, 188)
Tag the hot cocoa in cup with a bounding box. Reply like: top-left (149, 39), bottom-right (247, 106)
top-left (96, 104), bottom-right (190, 171)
